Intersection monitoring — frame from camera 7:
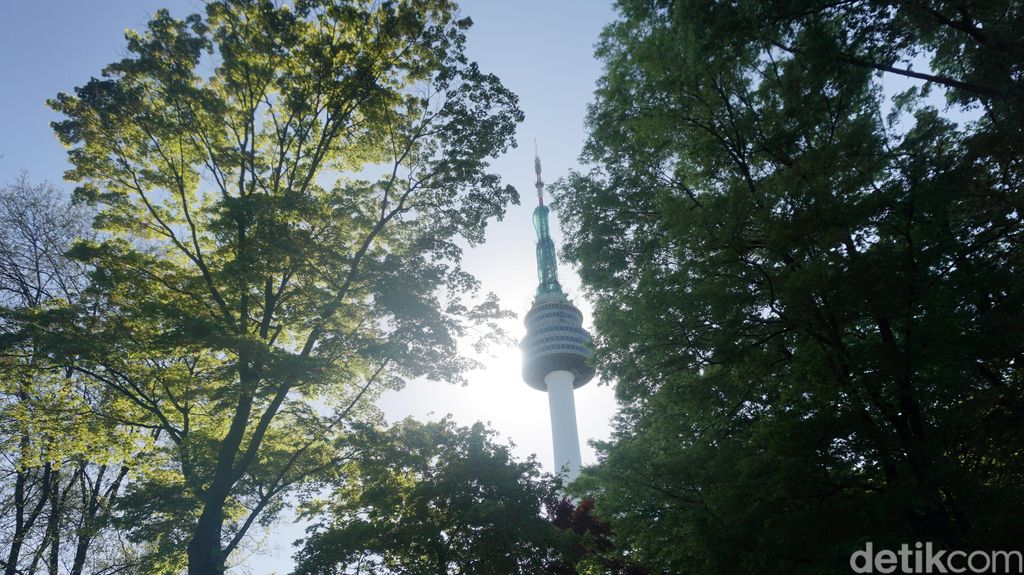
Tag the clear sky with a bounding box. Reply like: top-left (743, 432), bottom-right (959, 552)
top-left (0, 1), bottom-right (620, 571)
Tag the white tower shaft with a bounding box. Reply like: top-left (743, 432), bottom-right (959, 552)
top-left (544, 369), bottom-right (583, 480)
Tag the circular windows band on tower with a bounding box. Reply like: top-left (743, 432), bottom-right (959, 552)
top-left (521, 293), bottom-right (595, 390)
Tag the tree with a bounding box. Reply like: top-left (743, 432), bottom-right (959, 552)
top-left (292, 418), bottom-right (651, 575)
top-left (292, 418), bottom-right (568, 575)
top-left (18, 1), bottom-right (523, 573)
top-left (546, 497), bottom-right (649, 575)
top-left (0, 176), bottom-right (138, 575)
top-left (556, 0), bottom-right (1024, 572)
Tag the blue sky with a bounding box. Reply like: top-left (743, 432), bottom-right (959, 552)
top-left (0, 1), bottom-right (620, 571)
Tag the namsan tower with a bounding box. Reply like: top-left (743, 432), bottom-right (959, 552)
top-left (520, 148), bottom-right (595, 481)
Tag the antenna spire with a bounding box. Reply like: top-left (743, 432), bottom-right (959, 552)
top-left (530, 140), bottom-right (561, 295)
top-left (534, 140), bottom-right (544, 206)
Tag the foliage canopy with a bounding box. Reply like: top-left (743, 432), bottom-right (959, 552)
top-left (557, 1), bottom-right (1024, 573)
top-left (293, 419), bottom-right (566, 575)
top-left (5, 1), bottom-right (524, 573)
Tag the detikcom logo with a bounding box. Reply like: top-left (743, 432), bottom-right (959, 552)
top-left (850, 542), bottom-right (1022, 574)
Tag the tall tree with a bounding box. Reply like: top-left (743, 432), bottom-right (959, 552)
top-left (557, 0), bottom-right (1024, 572)
top-left (17, 1), bottom-right (523, 573)
top-left (0, 176), bottom-right (137, 575)
top-left (0, 176), bottom-right (82, 575)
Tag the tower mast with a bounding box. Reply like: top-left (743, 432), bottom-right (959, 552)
top-left (534, 140), bottom-right (544, 206)
top-left (521, 148), bottom-right (594, 481)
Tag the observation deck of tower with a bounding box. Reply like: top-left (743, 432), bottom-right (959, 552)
top-left (520, 147), bottom-right (595, 482)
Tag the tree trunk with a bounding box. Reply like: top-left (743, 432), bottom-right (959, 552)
top-left (186, 487), bottom-right (230, 575)
top-left (5, 469), bottom-right (28, 575)
top-left (46, 469), bottom-right (61, 575)
top-left (69, 534), bottom-right (91, 575)
top-left (186, 358), bottom-right (263, 575)
top-left (5, 463), bottom-right (52, 575)
top-left (70, 463), bottom-right (129, 575)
